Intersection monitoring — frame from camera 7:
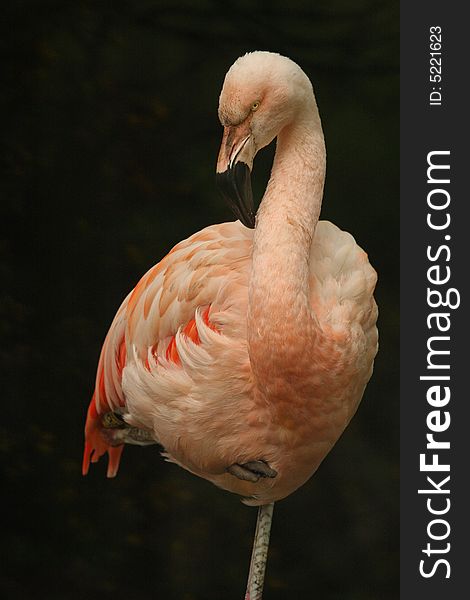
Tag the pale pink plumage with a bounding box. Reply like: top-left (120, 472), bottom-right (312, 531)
top-left (83, 52), bottom-right (378, 510)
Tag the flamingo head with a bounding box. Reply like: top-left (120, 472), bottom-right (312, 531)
top-left (216, 51), bottom-right (315, 227)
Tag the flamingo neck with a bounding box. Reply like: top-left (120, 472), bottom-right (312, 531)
top-left (247, 105), bottom-right (326, 392)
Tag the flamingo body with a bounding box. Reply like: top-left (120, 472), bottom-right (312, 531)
top-left (84, 219), bottom-right (377, 505)
top-left (84, 51), bottom-right (378, 514)
top-left (84, 51), bottom-right (379, 597)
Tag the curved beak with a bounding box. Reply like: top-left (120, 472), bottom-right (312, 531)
top-left (216, 124), bottom-right (255, 228)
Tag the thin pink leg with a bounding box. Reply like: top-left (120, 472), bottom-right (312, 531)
top-left (245, 502), bottom-right (274, 600)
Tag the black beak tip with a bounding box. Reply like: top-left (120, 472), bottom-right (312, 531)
top-left (216, 162), bottom-right (255, 229)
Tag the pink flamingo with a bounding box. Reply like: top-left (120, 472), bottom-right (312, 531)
top-left (83, 51), bottom-right (378, 599)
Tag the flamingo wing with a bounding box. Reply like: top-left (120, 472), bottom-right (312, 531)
top-left (83, 221), bottom-right (253, 478)
top-left (308, 220), bottom-right (378, 419)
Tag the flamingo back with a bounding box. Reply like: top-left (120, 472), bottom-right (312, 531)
top-left (83, 221), bottom-right (253, 477)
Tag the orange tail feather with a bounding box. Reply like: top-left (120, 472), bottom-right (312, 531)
top-left (82, 393), bottom-right (125, 478)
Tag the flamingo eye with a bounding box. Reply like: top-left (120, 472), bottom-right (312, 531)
top-left (251, 101), bottom-right (260, 112)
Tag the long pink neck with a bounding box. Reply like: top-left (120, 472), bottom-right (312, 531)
top-left (247, 102), bottom-right (326, 393)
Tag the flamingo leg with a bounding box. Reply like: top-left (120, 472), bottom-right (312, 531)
top-left (245, 502), bottom-right (274, 600)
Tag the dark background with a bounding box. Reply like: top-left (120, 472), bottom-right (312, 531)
top-left (1, 1), bottom-right (398, 598)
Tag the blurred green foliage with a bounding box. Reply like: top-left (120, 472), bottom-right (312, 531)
top-left (1, 1), bottom-right (398, 598)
